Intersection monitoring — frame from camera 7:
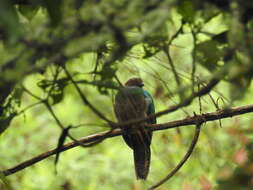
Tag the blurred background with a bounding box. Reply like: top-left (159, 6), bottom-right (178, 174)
top-left (1, 0), bottom-right (253, 190)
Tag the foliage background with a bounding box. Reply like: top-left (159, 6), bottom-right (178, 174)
top-left (1, 0), bottom-right (253, 190)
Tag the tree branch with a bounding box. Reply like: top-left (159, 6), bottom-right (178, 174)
top-left (2, 104), bottom-right (253, 176)
top-left (149, 104), bottom-right (253, 132)
top-left (2, 129), bottom-right (121, 176)
top-left (164, 48), bottom-right (182, 93)
top-left (164, 20), bottom-right (184, 91)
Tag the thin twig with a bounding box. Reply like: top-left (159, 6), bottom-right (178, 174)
top-left (191, 28), bottom-right (197, 93)
top-left (92, 52), bottom-right (101, 81)
top-left (118, 78), bottom-right (219, 128)
top-left (46, 65), bottom-right (62, 100)
top-left (164, 47), bottom-right (181, 86)
top-left (44, 100), bottom-right (108, 148)
top-left (147, 123), bottom-right (201, 190)
top-left (114, 74), bottom-right (123, 87)
top-left (22, 77), bottom-right (218, 131)
top-left (22, 85), bottom-right (107, 148)
top-left (22, 86), bottom-right (43, 101)
top-left (17, 101), bottom-right (43, 116)
top-left (44, 101), bottom-right (64, 129)
top-left (164, 48), bottom-right (182, 91)
top-left (164, 20), bottom-right (184, 98)
top-left (153, 55), bottom-right (229, 103)
top-left (208, 91), bottom-right (224, 128)
top-left (168, 20), bottom-right (184, 45)
top-left (62, 65), bottom-right (115, 126)
top-left (198, 82), bottom-right (202, 114)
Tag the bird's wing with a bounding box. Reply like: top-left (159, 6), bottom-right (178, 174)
top-left (143, 90), bottom-right (156, 124)
top-left (114, 87), bottom-right (147, 123)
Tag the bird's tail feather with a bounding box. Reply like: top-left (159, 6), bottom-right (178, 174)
top-left (133, 144), bottom-right (151, 180)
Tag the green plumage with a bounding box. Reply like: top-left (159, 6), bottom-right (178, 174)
top-left (114, 84), bottom-right (156, 180)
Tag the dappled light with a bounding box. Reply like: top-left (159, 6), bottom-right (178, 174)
top-left (1, 0), bottom-right (253, 190)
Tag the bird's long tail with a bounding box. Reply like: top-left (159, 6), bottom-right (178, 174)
top-left (133, 144), bottom-right (151, 180)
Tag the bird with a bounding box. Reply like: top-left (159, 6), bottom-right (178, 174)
top-left (114, 77), bottom-right (156, 180)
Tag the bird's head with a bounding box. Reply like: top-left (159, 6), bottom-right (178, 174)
top-left (125, 77), bottom-right (144, 87)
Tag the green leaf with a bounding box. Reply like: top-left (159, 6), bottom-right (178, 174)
top-left (0, 113), bottom-right (17, 135)
top-left (75, 0), bottom-right (84, 9)
top-left (196, 40), bottom-right (223, 72)
top-left (38, 78), bottom-right (68, 104)
top-left (178, 0), bottom-right (195, 23)
top-left (44, 0), bottom-right (63, 26)
top-left (213, 31), bottom-right (228, 44)
top-left (57, 78), bottom-right (69, 89)
top-left (37, 79), bottom-right (52, 90)
top-left (0, 1), bottom-right (21, 42)
top-left (229, 77), bottom-right (251, 100)
top-left (12, 87), bottom-right (23, 107)
top-left (51, 79), bottom-right (68, 105)
top-left (94, 66), bottom-right (118, 95)
top-left (50, 91), bottom-right (64, 105)
top-left (0, 172), bottom-right (11, 190)
top-left (143, 43), bottom-right (161, 58)
top-left (98, 66), bottom-right (117, 80)
top-left (18, 5), bottom-right (39, 21)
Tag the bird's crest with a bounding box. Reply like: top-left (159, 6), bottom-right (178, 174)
top-left (125, 77), bottom-right (144, 87)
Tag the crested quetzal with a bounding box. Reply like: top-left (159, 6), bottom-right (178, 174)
top-left (114, 77), bottom-right (156, 180)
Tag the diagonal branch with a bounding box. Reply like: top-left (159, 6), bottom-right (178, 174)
top-left (162, 20), bottom-right (184, 99)
top-left (2, 104), bottom-right (253, 176)
top-left (164, 48), bottom-right (182, 90)
top-left (191, 28), bottom-right (197, 93)
top-left (2, 129), bottom-right (121, 176)
top-left (147, 123), bottom-right (201, 190)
